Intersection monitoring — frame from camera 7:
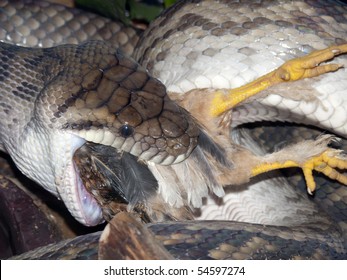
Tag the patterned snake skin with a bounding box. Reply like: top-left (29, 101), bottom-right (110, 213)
top-left (1, 0), bottom-right (347, 259)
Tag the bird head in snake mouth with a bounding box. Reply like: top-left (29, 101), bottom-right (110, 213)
top-left (0, 41), bottom-right (206, 226)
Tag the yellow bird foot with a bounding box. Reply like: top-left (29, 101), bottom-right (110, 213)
top-left (251, 135), bottom-right (347, 195)
top-left (211, 43), bottom-right (347, 116)
top-left (306, 150), bottom-right (347, 194)
top-left (276, 44), bottom-right (346, 81)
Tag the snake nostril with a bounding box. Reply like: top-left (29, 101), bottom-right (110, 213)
top-left (119, 124), bottom-right (134, 138)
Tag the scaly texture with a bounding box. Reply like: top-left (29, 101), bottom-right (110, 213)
top-left (0, 0), bottom-right (140, 55)
top-left (136, 0), bottom-right (347, 136)
top-left (9, 214), bottom-right (345, 260)
top-left (0, 40), bottom-right (199, 225)
top-left (133, 0), bottom-right (347, 234)
top-left (0, 0), bottom-right (347, 259)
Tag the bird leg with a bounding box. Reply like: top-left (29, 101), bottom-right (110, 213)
top-left (170, 44), bottom-right (347, 196)
top-left (250, 136), bottom-right (347, 194)
top-left (210, 44), bottom-right (347, 116)
top-left (205, 133), bottom-right (347, 195)
top-left (172, 99), bottom-right (347, 196)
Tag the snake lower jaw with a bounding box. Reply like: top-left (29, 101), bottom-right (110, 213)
top-left (47, 131), bottom-right (105, 226)
top-left (60, 158), bottom-right (104, 226)
top-left (6, 125), bottom-right (104, 226)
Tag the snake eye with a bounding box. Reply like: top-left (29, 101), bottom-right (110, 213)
top-left (120, 124), bottom-right (134, 138)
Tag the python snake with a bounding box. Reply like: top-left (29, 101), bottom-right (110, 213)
top-left (1, 0), bottom-right (347, 259)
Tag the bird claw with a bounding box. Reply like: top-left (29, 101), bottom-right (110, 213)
top-left (251, 135), bottom-right (347, 195)
top-left (275, 44), bottom-right (347, 82)
top-left (210, 44), bottom-right (347, 116)
top-left (303, 149), bottom-right (347, 195)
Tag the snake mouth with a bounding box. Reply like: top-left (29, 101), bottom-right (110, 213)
top-left (71, 160), bottom-right (104, 226)
top-left (59, 156), bottom-right (104, 226)
top-left (56, 135), bottom-right (104, 227)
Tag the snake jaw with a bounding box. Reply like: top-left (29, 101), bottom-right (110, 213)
top-left (5, 121), bottom-right (104, 226)
top-left (55, 134), bottom-right (104, 226)
top-left (61, 156), bottom-right (104, 226)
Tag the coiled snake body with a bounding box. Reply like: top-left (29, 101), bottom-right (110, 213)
top-left (1, 0), bottom-right (347, 259)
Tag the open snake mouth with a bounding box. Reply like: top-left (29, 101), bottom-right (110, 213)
top-left (57, 127), bottom-right (196, 226)
top-left (70, 160), bottom-right (104, 226)
top-left (56, 135), bottom-right (104, 227)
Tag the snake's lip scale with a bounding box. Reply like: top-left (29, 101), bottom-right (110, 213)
top-left (147, 148), bottom-right (193, 165)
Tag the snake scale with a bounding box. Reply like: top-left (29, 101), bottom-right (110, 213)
top-left (1, 0), bottom-right (347, 259)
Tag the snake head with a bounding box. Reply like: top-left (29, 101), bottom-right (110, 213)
top-left (42, 42), bottom-right (200, 166)
top-left (27, 41), bottom-right (200, 225)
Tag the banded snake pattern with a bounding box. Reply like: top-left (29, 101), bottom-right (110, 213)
top-left (0, 0), bottom-right (347, 259)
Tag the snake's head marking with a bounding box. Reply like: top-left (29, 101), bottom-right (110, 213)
top-left (44, 42), bottom-right (200, 166)
top-left (57, 78), bottom-right (200, 166)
